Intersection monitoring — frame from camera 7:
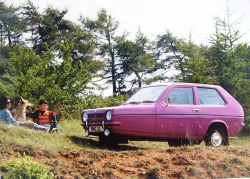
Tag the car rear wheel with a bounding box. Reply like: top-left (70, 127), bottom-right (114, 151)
top-left (205, 127), bottom-right (227, 147)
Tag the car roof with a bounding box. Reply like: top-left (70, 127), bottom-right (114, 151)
top-left (145, 82), bottom-right (220, 88)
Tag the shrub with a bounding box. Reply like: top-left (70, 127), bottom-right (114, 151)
top-left (0, 153), bottom-right (55, 179)
top-left (54, 93), bottom-right (129, 121)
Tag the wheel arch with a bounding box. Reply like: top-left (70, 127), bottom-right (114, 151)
top-left (205, 122), bottom-right (229, 145)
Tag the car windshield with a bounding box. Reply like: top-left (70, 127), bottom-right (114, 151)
top-left (126, 86), bottom-right (167, 104)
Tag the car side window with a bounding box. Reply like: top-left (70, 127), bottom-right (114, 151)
top-left (165, 87), bottom-right (194, 105)
top-left (198, 88), bottom-right (226, 105)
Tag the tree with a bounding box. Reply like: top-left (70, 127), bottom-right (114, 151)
top-left (36, 7), bottom-right (71, 55)
top-left (209, 8), bottom-right (249, 125)
top-left (178, 38), bottom-right (215, 84)
top-left (209, 12), bottom-right (248, 97)
top-left (116, 30), bottom-right (159, 90)
top-left (21, 4), bottom-right (74, 55)
top-left (0, 45), bottom-right (14, 97)
top-left (20, 0), bottom-right (41, 47)
top-left (156, 31), bottom-right (187, 81)
top-left (21, 2), bottom-right (103, 84)
top-left (81, 9), bottom-right (121, 94)
top-left (68, 22), bottom-right (105, 75)
top-left (156, 31), bottom-right (215, 83)
top-left (7, 44), bottom-right (92, 106)
top-left (0, 2), bottom-right (24, 46)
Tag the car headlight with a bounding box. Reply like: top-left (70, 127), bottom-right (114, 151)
top-left (82, 112), bottom-right (88, 122)
top-left (106, 111), bottom-right (112, 121)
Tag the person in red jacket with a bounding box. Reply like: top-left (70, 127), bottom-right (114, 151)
top-left (28, 99), bottom-right (59, 132)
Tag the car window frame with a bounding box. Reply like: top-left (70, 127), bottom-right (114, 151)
top-left (163, 86), bottom-right (195, 106)
top-left (197, 87), bottom-right (227, 106)
top-left (126, 85), bottom-right (168, 104)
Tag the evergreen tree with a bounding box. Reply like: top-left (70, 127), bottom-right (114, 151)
top-left (209, 14), bottom-right (248, 98)
top-left (20, 0), bottom-right (41, 47)
top-left (178, 38), bottom-right (215, 84)
top-left (81, 9), bottom-right (122, 94)
top-left (156, 31), bottom-right (187, 81)
top-left (209, 9), bottom-right (249, 124)
top-left (116, 30), bottom-right (159, 91)
top-left (0, 2), bottom-right (24, 46)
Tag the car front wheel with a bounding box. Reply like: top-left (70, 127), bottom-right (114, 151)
top-left (99, 134), bottom-right (117, 148)
top-left (205, 127), bottom-right (228, 147)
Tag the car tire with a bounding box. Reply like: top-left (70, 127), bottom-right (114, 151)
top-left (168, 139), bottom-right (193, 147)
top-left (99, 134), bottom-right (106, 146)
top-left (168, 140), bottom-right (182, 147)
top-left (205, 127), bottom-right (228, 147)
top-left (99, 134), bottom-right (117, 148)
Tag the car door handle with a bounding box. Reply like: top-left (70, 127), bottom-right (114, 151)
top-left (193, 109), bottom-right (200, 112)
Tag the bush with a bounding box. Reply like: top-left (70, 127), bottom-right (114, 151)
top-left (54, 93), bottom-right (129, 121)
top-left (0, 153), bottom-right (55, 179)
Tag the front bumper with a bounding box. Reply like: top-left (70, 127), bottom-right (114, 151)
top-left (81, 121), bottom-right (121, 129)
top-left (81, 121), bottom-right (121, 137)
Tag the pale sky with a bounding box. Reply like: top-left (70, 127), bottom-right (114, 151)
top-left (5, 0), bottom-right (250, 45)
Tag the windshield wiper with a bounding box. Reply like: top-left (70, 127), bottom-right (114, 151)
top-left (142, 100), bottom-right (155, 103)
top-left (126, 101), bottom-right (141, 104)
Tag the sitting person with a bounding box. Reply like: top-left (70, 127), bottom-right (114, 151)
top-left (27, 99), bottom-right (59, 132)
top-left (0, 96), bottom-right (48, 132)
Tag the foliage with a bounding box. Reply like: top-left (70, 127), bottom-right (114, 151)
top-left (0, 2), bottom-right (24, 46)
top-left (209, 11), bottom-right (249, 122)
top-left (156, 31), bottom-right (185, 79)
top-left (81, 9), bottom-right (135, 94)
top-left (48, 93), bottom-right (128, 120)
top-left (0, 153), bottom-right (55, 179)
top-left (177, 39), bottom-right (215, 84)
top-left (156, 32), bottom-right (215, 84)
top-left (3, 43), bottom-right (92, 108)
top-left (0, 1), bottom-right (249, 125)
top-left (116, 30), bottom-right (160, 90)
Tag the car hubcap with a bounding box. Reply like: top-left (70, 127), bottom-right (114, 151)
top-left (211, 131), bottom-right (222, 147)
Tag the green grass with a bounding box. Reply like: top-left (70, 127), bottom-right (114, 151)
top-left (0, 153), bottom-right (55, 179)
top-left (0, 120), bottom-right (249, 155)
top-left (0, 120), bottom-right (99, 155)
top-left (229, 136), bottom-right (250, 147)
top-left (0, 120), bottom-right (249, 179)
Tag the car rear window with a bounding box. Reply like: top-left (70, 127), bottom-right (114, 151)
top-left (198, 88), bottom-right (226, 105)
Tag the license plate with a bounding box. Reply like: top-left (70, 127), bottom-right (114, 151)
top-left (89, 126), bottom-right (104, 132)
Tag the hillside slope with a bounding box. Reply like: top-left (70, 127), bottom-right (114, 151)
top-left (1, 143), bottom-right (250, 178)
top-left (0, 122), bottom-right (249, 178)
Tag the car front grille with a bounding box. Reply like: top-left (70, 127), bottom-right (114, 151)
top-left (88, 113), bottom-right (105, 119)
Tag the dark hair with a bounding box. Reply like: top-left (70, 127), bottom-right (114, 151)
top-left (0, 96), bottom-right (10, 109)
top-left (39, 99), bottom-right (48, 105)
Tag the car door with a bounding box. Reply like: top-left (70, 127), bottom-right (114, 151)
top-left (156, 86), bottom-right (200, 139)
top-left (195, 87), bottom-right (228, 136)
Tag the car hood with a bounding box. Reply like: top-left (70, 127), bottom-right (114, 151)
top-left (83, 103), bottom-right (156, 115)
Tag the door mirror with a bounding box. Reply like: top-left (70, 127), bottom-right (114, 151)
top-left (167, 97), bottom-right (171, 105)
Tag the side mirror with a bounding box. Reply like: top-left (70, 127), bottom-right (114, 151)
top-left (168, 97), bottom-right (172, 105)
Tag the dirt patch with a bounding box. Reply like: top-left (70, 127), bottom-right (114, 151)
top-left (1, 146), bottom-right (250, 178)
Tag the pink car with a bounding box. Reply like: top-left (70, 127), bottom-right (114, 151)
top-left (81, 83), bottom-right (245, 147)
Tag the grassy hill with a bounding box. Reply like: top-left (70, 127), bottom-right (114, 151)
top-left (0, 120), bottom-right (249, 178)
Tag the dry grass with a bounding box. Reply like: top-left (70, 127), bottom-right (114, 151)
top-left (0, 120), bottom-right (249, 154)
top-left (0, 120), bottom-right (249, 178)
top-left (0, 120), bottom-right (93, 155)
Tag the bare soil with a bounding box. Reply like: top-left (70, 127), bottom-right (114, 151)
top-left (1, 144), bottom-right (250, 179)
